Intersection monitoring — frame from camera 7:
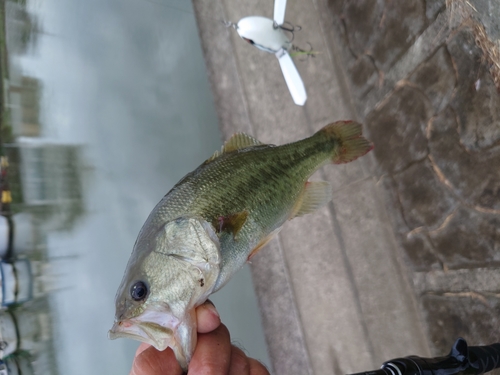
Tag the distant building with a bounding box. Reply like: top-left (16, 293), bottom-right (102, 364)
top-left (5, 0), bottom-right (41, 56)
top-left (8, 76), bottom-right (42, 138)
top-left (5, 0), bottom-right (44, 138)
top-left (3, 142), bottom-right (84, 232)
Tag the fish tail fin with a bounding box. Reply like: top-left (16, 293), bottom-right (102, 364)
top-left (317, 121), bottom-right (373, 164)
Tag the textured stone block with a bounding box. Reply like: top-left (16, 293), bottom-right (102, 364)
top-left (428, 107), bottom-right (500, 212)
top-left (369, 0), bottom-right (427, 71)
top-left (469, 0), bottom-right (500, 40)
top-left (365, 86), bottom-right (432, 174)
top-left (342, 0), bottom-right (385, 59)
top-left (392, 160), bottom-right (458, 230)
top-left (448, 27), bottom-right (500, 151)
top-left (426, 0), bottom-right (446, 20)
top-left (401, 230), bottom-right (442, 272)
top-left (342, 0), bottom-right (427, 71)
top-left (421, 294), bottom-right (500, 355)
top-left (414, 268), bottom-right (500, 294)
top-left (347, 54), bottom-right (379, 101)
top-left (408, 46), bottom-right (456, 114)
top-left (428, 206), bottom-right (500, 269)
top-left (358, 10), bottom-right (456, 117)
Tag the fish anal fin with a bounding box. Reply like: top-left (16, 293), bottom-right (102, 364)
top-left (213, 210), bottom-right (249, 239)
top-left (290, 181), bottom-right (332, 219)
top-left (247, 227), bottom-right (282, 261)
top-left (205, 133), bottom-right (263, 163)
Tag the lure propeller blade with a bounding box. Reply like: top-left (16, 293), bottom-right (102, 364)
top-left (276, 50), bottom-right (307, 106)
top-left (273, 0), bottom-right (287, 26)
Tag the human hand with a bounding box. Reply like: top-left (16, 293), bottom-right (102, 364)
top-left (129, 301), bottom-right (270, 375)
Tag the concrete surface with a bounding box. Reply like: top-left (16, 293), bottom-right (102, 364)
top-left (192, 0), bottom-right (500, 374)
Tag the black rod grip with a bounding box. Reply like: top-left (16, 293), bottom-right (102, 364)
top-left (349, 369), bottom-right (393, 375)
top-left (468, 344), bottom-right (500, 374)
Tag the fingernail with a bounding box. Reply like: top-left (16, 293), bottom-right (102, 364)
top-left (204, 300), bottom-right (220, 318)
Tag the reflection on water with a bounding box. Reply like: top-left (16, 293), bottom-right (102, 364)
top-left (0, 0), bottom-right (270, 374)
top-left (4, 143), bottom-right (83, 233)
top-left (7, 143), bottom-right (84, 231)
top-left (0, 1), bottom-right (64, 373)
top-left (5, 0), bottom-right (41, 57)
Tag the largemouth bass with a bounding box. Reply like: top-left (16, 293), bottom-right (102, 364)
top-left (109, 121), bottom-right (373, 369)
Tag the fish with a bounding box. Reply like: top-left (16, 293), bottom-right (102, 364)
top-left (108, 121), bottom-right (373, 370)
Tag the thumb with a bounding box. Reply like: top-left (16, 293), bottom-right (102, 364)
top-left (196, 300), bottom-right (221, 333)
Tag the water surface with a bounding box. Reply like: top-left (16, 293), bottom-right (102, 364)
top-left (6, 0), bottom-right (270, 373)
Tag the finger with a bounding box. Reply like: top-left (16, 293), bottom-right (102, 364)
top-left (196, 300), bottom-right (221, 334)
top-left (134, 342), bottom-right (151, 356)
top-left (229, 346), bottom-right (270, 375)
top-left (188, 324), bottom-right (232, 375)
top-left (228, 346), bottom-right (250, 375)
top-left (248, 358), bottom-right (270, 375)
top-left (129, 345), bottom-right (183, 375)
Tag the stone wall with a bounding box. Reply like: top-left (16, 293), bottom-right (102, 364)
top-left (322, 0), bottom-right (500, 357)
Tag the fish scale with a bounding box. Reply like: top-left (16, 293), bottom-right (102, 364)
top-left (153, 142), bottom-right (330, 279)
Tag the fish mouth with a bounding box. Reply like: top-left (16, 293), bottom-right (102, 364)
top-left (108, 308), bottom-right (196, 370)
top-left (108, 321), bottom-right (174, 350)
top-left (108, 309), bottom-right (180, 351)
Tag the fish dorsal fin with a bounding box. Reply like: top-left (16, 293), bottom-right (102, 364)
top-left (290, 181), bottom-right (332, 219)
top-left (206, 133), bottom-right (263, 163)
top-left (223, 133), bottom-right (263, 153)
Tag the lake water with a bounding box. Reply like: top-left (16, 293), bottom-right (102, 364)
top-left (4, 0), bottom-right (270, 373)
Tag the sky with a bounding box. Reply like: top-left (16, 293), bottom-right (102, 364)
top-left (12, 0), bottom-right (271, 373)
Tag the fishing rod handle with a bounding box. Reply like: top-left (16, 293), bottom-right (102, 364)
top-left (467, 342), bottom-right (500, 374)
top-left (348, 338), bottom-right (500, 375)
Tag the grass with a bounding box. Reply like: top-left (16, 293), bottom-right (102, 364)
top-left (446, 0), bottom-right (500, 91)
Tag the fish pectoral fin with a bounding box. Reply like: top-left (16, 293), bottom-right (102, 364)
top-left (290, 181), bottom-right (332, 219)
top-left (213, 210), bottom-right (249, 239)
top-left (205, 133), bottom-right (264, 163)
top-left (247, 227), bottom-right (282, 261)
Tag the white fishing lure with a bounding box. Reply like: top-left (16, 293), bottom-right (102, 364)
top-left (233, 0), bottom-right (307, 106)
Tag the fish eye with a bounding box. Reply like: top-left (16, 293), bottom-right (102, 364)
top-left (130, 281), bottom-right (148, 301)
